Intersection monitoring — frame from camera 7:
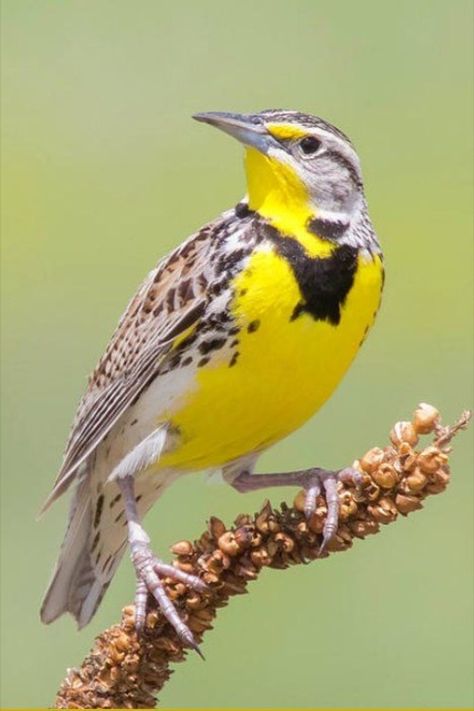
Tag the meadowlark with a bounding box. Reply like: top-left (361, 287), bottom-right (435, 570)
top-left (41, 109), bottom-right (384, 652)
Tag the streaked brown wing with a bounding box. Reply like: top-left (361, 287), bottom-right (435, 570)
top-left (42, 228), bottom-right (214, 510)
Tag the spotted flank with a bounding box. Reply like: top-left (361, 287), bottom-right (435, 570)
top-left (41, 109), bottom-right (384, 643)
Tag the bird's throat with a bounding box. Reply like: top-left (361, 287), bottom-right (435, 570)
top-left (244, 147), bottom-right (334, 257)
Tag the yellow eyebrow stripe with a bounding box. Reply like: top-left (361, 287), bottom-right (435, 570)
top-left (266, 123), bottom-right (307, 140)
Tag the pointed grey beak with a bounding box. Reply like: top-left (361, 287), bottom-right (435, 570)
top-left (193, 111), bottom-right (277, 154)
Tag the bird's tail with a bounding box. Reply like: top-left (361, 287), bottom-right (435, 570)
top-left (41, 463), bottom-right (174, 628)
top-left (40, 475), bottom-right (125, 628)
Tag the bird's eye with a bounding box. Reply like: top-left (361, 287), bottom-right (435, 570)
top-left (299, 136), bottom-right (322, 155)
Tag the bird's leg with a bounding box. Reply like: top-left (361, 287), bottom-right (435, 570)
top-left (118, 475), bottom-right (206, 654)
top-left (229, 466), bottom-right (362, 553)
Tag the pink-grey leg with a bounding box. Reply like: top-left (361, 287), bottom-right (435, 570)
top-left (230, 466), bottom-right (362, 554)
top-left (118, 476), bottom-right (206, 657)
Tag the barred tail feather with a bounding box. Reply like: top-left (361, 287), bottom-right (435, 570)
top-left (41, 454), bottom-right (175, 628)
top-left (40, 477), bottom-right (125, 628)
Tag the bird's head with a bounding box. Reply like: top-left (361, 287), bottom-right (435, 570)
top-left (194, 109), bottom-right (365, 240)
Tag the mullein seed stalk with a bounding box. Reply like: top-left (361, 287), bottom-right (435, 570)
top-left (55, 404), bottom-right (471, 709)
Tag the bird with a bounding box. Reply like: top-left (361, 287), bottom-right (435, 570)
top-left (40, 109), bottom-right (384, 652)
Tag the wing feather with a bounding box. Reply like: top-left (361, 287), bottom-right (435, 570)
top-left (42, 227), bottom-right (215, 511)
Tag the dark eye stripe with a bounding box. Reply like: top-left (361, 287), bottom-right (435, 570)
top-left (324, 150), bottom-right (362, 188)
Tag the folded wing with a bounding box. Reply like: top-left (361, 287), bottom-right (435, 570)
top-left (41, 227), bottom-right (216, 511)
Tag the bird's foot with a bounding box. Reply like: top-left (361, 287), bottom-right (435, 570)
top-left (129, 522), bottom-right (206, 656)
top-left (230, 465), bottom-right (363, 554)
top-left (300, 467), bottom-right (363, 554)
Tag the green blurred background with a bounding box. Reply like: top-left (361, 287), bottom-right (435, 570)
top-left (1, 0), bottom-right (473, 707)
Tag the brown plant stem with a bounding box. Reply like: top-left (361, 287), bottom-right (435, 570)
top-left (55, 405), bottom-right (471, 709)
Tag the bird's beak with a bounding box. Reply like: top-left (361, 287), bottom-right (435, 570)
top-left (193, 111), bottom-right (277, 155)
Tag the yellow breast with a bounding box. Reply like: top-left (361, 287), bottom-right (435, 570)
top-left (160, 246), bottom-right (383, 471)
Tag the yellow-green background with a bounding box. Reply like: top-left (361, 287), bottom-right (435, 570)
top-left (1, 0), bottom-right (473, 707)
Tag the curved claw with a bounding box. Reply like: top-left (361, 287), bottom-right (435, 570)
top-left (140, 560), bottom-right (199, 651)
top-left (301, 468), bottom-right (356, 555)
top-left (130, 539), bottom-right (203, 653)
top-left (188, 638), bottom-right (206, 661)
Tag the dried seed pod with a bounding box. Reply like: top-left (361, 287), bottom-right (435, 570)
top-left (254, 500), bottom-right (272, 531)
top-left (249, 530), bottom-right (262, 548)
top-left (366, 482), bottom-right (381, 501)
top-left (221, 575), bottom-right (247, 593)
top-left (123, 654), bottom-right (140, 673)
top-left (185, 593), bottom-right (205, 611)
top-left (325, 536), bottom-right (346, 552)
top-left (166, 585), bottom-right (183, 601)
top-left (202, 571), bottom-right (220, 585)
top-left (373, 463), bottom-right (399, 489)
top-left (234, 525), bottom-right (254, 549)
top-left (325, 525), bottom-right (352, 552)
top-left (398, 441), bottom-right (414, 458)
top-left (307, 509), bottom-right (326, 534)
top-left (190, 607), bottom-right (213, 623)
top-left (412, 402), bottom-right (440, 434)
top-left (170, 540), bottom-right (194, 556)
top-left (108, 647), bottom-right (125, 665)
top-left (418, 445), bottom-right (443, 474)
top-left (109, 666), bottom-right (121, 684)
top-left (293, 489), bottom-right (306, 512)
top-left (121, 605), bottom-right (135, 622)
top-left (114, 632), bottom-right (131, 652)
top-left (187, 615), bottom-right (212, 634)
top-left (255, 506), bottom-right (271, 533)
top-left (208, 516), bottom-right (227, 540)
top-left (425, 468), bottom-right (450, 494)
top-left (145, 610), bottom-right (159, 629)
top-left (339, 492), bottom-right (358, 520)
top-left (175, 582), bottom-right (187, 596)
top-left (339, 523), bottom-right (352, 540)
top-left (405, 467), bottom-right (428, 493)
top-left (395, 493), bottom-right (423, 514)
top-left (234, 559), bottom-right (258, 580)
top-left (148, 647), bottom-right (167, 664)
top-left (274, 531), bottom-right (295, 553)
top-left (359, 446), bottom-right (385, 474)
top-left (368, 497), bottom-right (398, 524)
top-left (350, 518), bottom-right (380, 537)
top-left (234, 512), bottom-right (253, 527)
top-left (154, 636), bottom-right (182, 655)
top-left (217, 531), bottom-right (241, 557)
top-left (187, 617), bottom-right (210, 634)
top-left (296, 519), bottom-right (309, 535)
top-left (402, 453), bottom-right (418, 473)
top-left (266, 539), bottom-right (279, 557)
top-left (206, 549), bottom-right (231, 572)
top-left (250, 547), bottom-right (272, 567)
top-left (267, 515), bottom-right (281, 533)
top-left (174, 560), bottom-right (195, 574)
top-left (390, 421), bottom-right (419, 448)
